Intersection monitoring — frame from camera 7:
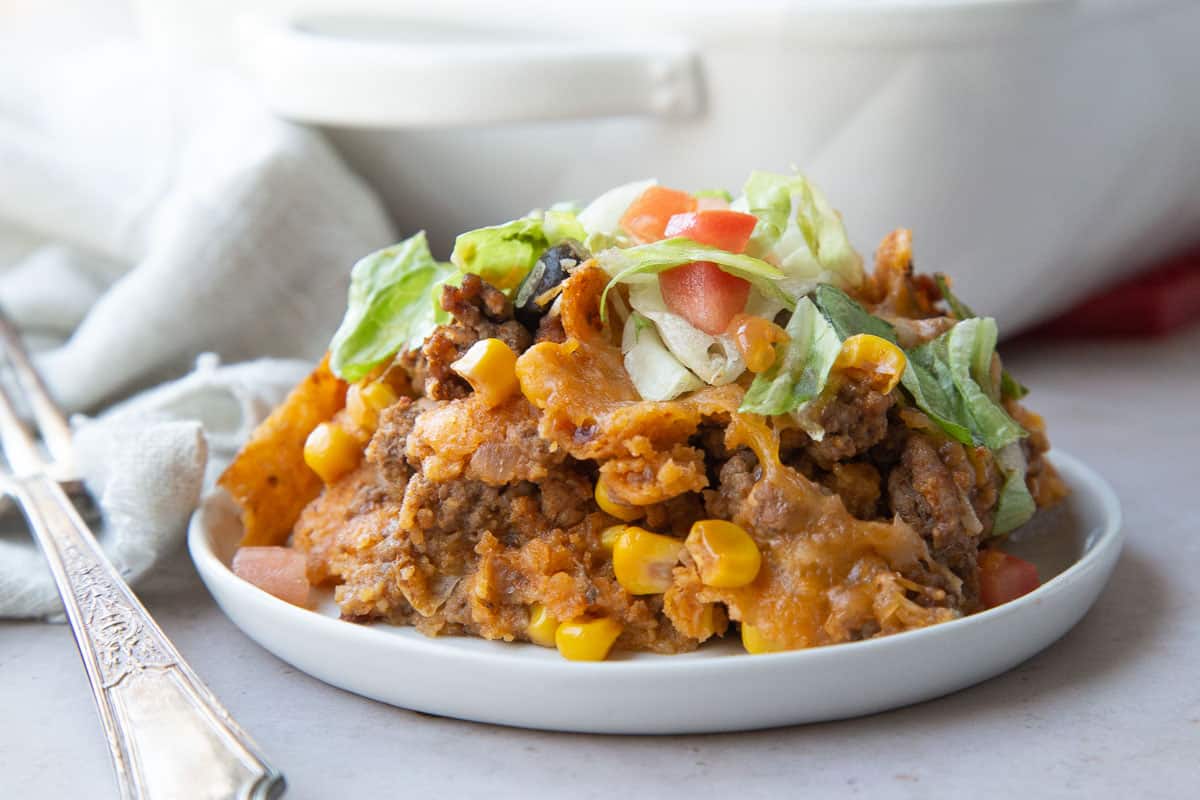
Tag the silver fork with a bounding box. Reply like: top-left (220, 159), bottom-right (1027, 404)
top-left (0, 311), bottom-right (285, 800)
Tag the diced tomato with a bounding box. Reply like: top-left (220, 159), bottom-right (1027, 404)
top-left (232, 546), bottom-right (311, 608)
top-left (663, 209), bottom-right (759, 254)
top-left (620, 186), bottom-right (697, 243)
top-left (657, 209), bottom-right (758, 333)
top-left (659, 261), bottom-right (752, 335)
top-left (978, 549), bottom-right (1040, 609)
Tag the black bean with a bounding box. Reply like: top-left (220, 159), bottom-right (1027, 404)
top-left (514, 240), bottom-right (590, 329)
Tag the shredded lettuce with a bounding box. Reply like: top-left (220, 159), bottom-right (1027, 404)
top-left (578, 178), bottom-right (656, 238)
top-left (597, 238), bottom-right (789, 319)
top-left (901, 319), bottom-right (1027, 449)
top-left (621, 312), bottom-right (704, 401)
top-left (739, 285), bottom-right (893, 418)
top-left (733, 171), bottom-right (864, 299)
top-left (944, 318), bottom-right (1027, 450)
top-left (694, 188), bottom-right (733, 202)
top-left (934, 273), bottom-right (1028, 400)
top-left (329, 232), bottom-right (453, 382)
top-left (993, 443), bottom-right (1037, 534)
top-left (811, 284), bottom-right (899, 343)
top-left (899, 345), bottom-right (975, 445)
top-left (740, 298), bottom-right (843, 415)
top-left (450, 209), bottom-right (585, 291)
top-left (542, 209), bottom-right (586, 245)
top-left (627, 282), bottom-right (746, 385)
top-left (450, 217), bottom-right (546, 290)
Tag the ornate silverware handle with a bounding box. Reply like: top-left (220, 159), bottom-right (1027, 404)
top-left (15, 473), bottom-right (285, 800)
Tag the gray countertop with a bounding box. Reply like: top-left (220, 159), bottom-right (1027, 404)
top-left (3, 328), bottom-right (1199, 799)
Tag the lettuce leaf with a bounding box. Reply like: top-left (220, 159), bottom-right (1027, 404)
top-left (329, 232), bottom-right (453, 382)
top-left (543, 209), bottom-right (586, 245)
top-left (597, 238), bottom-right (789, 320)
top-left (993, 443), bottom-right (1037, 534)
top-left (733, 171), bottom-right (864, 298)
top-left (899, 343), bottom-right (975, 445)
top-left (449, 208), bottom-right (587, 292)
top-left (740, 297), bottom-right (842, 415)
top-left (945, 318), bottom-right (1027, 450)
top-left (626, 282), bottom-right (746, 385)
top-left (811, 284), bottom-right (900, 343)
top-left (621, 312), bottom-right (704, 401)
top-left (900, 319), bottom-right (1027, 449)
top-left (934, 273), bottom-right (1028, 400)
top-left (450, 217), bottom-right (546, 291)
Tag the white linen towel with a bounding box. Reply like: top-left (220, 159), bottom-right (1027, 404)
top-left (0, 42), bottom-right (396, 617)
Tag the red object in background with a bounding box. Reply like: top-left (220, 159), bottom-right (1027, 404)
top-left (1030, 244), bottom-right (1200, 337)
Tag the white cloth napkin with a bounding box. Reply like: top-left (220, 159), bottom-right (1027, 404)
top-left (0, 356), bottom-right (311, 618)
top-left (0, 41), bottom-right (396, 617)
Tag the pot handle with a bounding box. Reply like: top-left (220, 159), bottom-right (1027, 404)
top-left (236, 14), bottom-right (703, 128)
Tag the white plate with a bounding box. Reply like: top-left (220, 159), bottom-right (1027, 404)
top-left (188, 451), bottom-right (1121, 734)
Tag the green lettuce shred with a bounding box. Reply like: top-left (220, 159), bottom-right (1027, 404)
top-left (621, 312), bottom-right (704, 401)
top-left (992, 443), bottom-right (1037, 534)
top-left (934, 273), bottom-right (1028, 400)
top-left (740, 297), bottom-right (842, 415)
top-left (944, 318), bottom-right (1026, 450)
top-left (735, 171), bottom-right (864, 297)
top-left (329, 232), bottom-right (454, 382)
top-left (450, 210), bottom-right (585, 291)
top-left (811, 284), bottom-right (899, 343)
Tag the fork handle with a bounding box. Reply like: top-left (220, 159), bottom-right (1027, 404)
top-left (15, 474), bottom-right (285, 800)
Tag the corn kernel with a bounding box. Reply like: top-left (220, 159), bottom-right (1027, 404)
top-left (345, 380), bottom-right (399, 433)
top-left (833, 334), bottom-right (908, 394)
top-left (555, 617), bottom-right (624, 661)
top-left (526, 603), bottom-right (559, 648)
top-left (728, 314), bottom-right (789, 373)
top-left (595, 480), bottom-right (644, 522)
top-left (451, 338), bottom-right (519, 407)
top-left (613, 527), bottom-right (683, 595)
top-left (600, 524), bottom-right (628, 551)
top-left (303, 422), bottom-right (362, 485)
top-left (686, 520), bottom-right (762, 589)
top-left (741, 623), bottom-right (783, 655)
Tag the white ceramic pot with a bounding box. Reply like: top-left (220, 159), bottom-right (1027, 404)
top-left (138, 0), bottom-right (1200, 332)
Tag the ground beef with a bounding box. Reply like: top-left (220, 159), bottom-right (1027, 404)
top-left (396, 274), bottom-right (534, 400)
top-left (809, 380), bottom-right (894, 467)
top-left (292, 464), bottom-right (395, 585)
top-left (643, 490), bottom-right (707, 537)
top-left (703, 448), bottom-right (759, 521)
top-left (364, 396), bottom-right (425, 486)
top-left (886, 432), bottom-right (987, 598)
top-left (441, 274), bottom-right (533, 354)
top-left (819, 462), bottom-right (883, 520)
